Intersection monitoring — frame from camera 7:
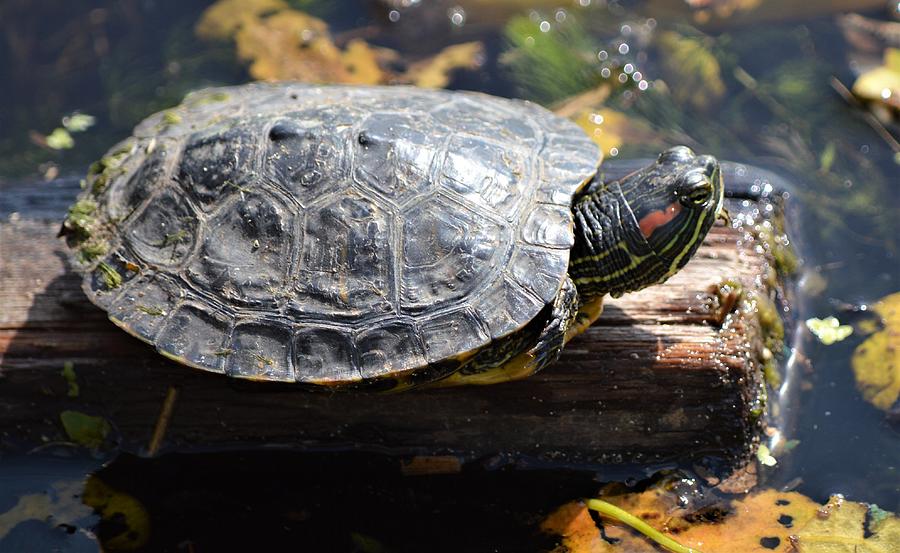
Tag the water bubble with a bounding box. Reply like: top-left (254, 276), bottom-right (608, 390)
top-left (539, 20), bottom-right (551, 32)
top-left (578, 0), bottom-right (591, 6)
top-left (610, 147), bottom-right (619, 157)
top-left (448, 6), bottom-right (466, 26)
top-left (620, 24), bottom-right (632, 35)
top-left (881, 88), bottom-right (892, 100)
top-left (860, 144), bottom-right (869, 154)
top-left (590, 113), bottom-right (604, 124)
top-left (388, 10), bottom-right (400, 22)
top-left (638, 80), bottom-right (649, 91)
top-left (617, 73), bottom-right (628, 83)
top-left (632, 71), bottom-right (642, 81)
top-left (623, 63), bottom-right (634, 74)
top-left (598, 50), bottom-right (609, 61)
top-left (555, 9), bottom-right (567, 22)
top-left (618, 42), bottom-right (630, 55)
top-left (600, 67), bottom-right (611, 78)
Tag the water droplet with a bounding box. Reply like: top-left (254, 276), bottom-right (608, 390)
top-left (632, 71), bottom-right (642, 81)
top-left (623, 63), bottom-right (634, 74)
top-left (638, 80), bottom-right (649, 91)
top-left (598, 50), bottom-right (608, 61)
top-left (539, 20), bottom-right (551, 32)
top-left (600, 67), bottom-right (611, 79)
top-left (388, 10), bottom-right (400, 22)
top-left (448, 6), bottom-right (466, 27)
top-left (555, 9), bottom-right (567, 22)
top-left (618, 42), bottom-right (630, 55)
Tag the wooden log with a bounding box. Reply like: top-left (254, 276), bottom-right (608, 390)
top-left (0, 177), bottom-right (776, 472)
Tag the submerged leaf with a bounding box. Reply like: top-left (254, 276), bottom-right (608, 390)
top-left (656, 31), bottom-right (725, 111)
top-left (407, 42), bottom-right (484, 89)
top-left (61, 361), bottom-right (80, 398)
top-left (502, 15), bottom-right (599, 103)
top-left (46, 128), bottom-right (75, 150)
top-left (852, 292), bottom-right (900, 411)
top-left (62, 113), bottom-right (96, 133)
top-left (806, 316), bottom-right (853, 345)
top-left (60, 410), bottom-right (111, 449)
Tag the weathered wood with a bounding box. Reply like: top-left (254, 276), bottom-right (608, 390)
top-left (0, 177), bottom-right (773, 471)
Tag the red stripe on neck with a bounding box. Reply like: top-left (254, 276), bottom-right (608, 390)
top-left (638, 202), bottom-right (682, 239)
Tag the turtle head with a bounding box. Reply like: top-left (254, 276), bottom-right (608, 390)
top-left (570, 146), bottom-right (724, 298)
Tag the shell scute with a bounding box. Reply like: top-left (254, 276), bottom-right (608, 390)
top-left (400, 195), bottom-right (507, 313)
top-left (353, 112), bottom-right (441, 205)
top-left (264, 116), bottom-right (349, 206)
top-left (155, 302), bottom-right (232, 374)
top-left (177, 120), bottom-right (263, 208)
top-left (186, 191), bottom-right (295, 308)
top-left (290, 190), bottom-right (395, 321)
top-left (124, 188), bottom-right (198, 267)
top-left (227, 321), bottom-right (293, 381)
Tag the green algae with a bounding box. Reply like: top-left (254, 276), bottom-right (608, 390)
top-left (96, 262), bottom-right (123, 289)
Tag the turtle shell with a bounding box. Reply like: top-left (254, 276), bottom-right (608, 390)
top-left (72, 83), bottom-right (600, 385)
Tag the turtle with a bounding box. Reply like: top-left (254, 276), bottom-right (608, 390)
top-left (62, 83), bottom-right (725, 390)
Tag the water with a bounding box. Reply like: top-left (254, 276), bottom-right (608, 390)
top-left (1, 0), bottom-right (899, 550)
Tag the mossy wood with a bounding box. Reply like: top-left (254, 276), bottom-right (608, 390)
top-left (0, 177), bottom-right (777, 470)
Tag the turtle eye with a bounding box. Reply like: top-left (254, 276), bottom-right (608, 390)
top-left (676, 168), bottom-right (713, 207)
top-left (658, 145), bottom-right (696, 165)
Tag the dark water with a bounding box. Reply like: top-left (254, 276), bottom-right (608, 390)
top-left (2, 0), bottom-right (899, 550)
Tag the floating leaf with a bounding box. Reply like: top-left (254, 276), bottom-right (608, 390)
top-left (573, 107), bottom-right (662, 158)
top-left (806, 316), bottom-right (853, 345)
top-left (542, 489), bottom-right (900, 553)
top-left (0, 480), bottom-right (93, 541)
top-left (60, 410), bottom-right (111, 449)
top-left (756, 444), bottom-right (777, 466)
top-left (852, 48), bottom-right (900, 118)
top-left (235, 9), bottom-right (349, 83)
top-left (195, 0), bottom-right (288, 41)
top-left (62, 113), bottom-right (96, 133)
top-left (852, 292), bottom-right (900, 411)
top-left (46, 128), bottom-right (75, 150)
top-left (199, 1), bottom-right (481, 87)
top-left (794, 495), bottom-right (900, 552)
top-left (83, 476), bottom-right (151, 550)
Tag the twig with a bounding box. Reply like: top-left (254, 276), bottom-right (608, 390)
top-left (147, 386), bottom-right (179, 457)
top-left (829, 76), bottom-right (900, 154)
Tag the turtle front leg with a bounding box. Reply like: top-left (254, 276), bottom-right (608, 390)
top-left (435, 277), bottom-right (581, 387)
